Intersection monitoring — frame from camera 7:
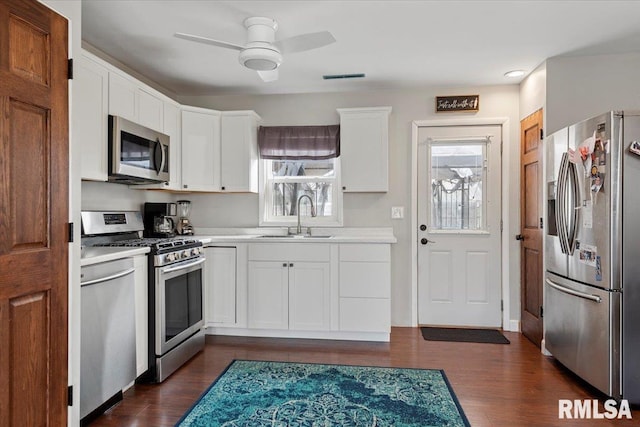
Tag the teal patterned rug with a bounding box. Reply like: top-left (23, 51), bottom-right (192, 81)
top-left (176, 360), bottom-right (470, 427)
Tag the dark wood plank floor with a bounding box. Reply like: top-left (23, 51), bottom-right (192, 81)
top-left (90, 328), bottom-right (640, 426)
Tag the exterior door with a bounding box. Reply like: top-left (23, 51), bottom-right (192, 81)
top-left (417, 125), bottom-right (502, 327)
top-left (520, 109), bottom-right (543, 346)
top-left (0, 0), bottom-right (69, 425)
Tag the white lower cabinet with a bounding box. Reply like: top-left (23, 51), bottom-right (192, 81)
top-left (205, 247), bottom-right (237, 326)
top-left (247, 244), bottom-right (331, 332)
top-left (248, 260), bottom-right (331, 331)
top-left (248, 261), bottom-right (289, 329)
top-left (133, 254), bottom-right (148, 377)
top-left (338, 244), bottom-right (391, 333)
top-left (208, 242), bottom-right (391, 341)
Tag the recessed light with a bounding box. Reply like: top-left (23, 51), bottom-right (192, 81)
top-left (504, 70), bottom-right (526, 78)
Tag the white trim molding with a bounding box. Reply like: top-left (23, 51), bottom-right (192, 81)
top-left (411, 117), bottom-right (512, 330)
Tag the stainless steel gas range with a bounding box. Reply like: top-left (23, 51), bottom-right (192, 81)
top-left (81, 211), bottom-right (205, 383)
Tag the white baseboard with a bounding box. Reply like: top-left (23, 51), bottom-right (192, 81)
top-left (205, 326), bottom-right (390, 343)
top-left (506, 320), bottom-right (521, 332)
top-left (540, 338), bottom-right (552, 356)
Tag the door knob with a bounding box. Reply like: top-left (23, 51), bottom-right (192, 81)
top-left (420, 224), bottom-right (427, 231)
top-left (420, 238), bottom-right (435, 245)
top-left (516, 234), bottom-right (525, 241)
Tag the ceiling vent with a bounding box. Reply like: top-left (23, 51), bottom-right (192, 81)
top-left (322, 73), bottom-right (365, 80)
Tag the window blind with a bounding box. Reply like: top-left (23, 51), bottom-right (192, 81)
top-left (258, 125), bottom-right (340, 160)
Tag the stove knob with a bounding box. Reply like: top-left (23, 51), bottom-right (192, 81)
top-left (183, 249), bottom-right (191, 258)
top-left (192, 248), bottom-right (199, 256)
top-left (165, 253), bottom-right (176, 263)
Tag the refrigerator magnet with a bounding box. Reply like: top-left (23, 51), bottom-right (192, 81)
top-left (578, 244), bottom-right (597, 267)
top-left (595, 256), bottom-right (602, 281)
top-left (630, 140), bottom-right (640, 156)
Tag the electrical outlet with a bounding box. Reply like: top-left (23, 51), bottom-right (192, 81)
top-left (391, 206), bottom-right (404, 219)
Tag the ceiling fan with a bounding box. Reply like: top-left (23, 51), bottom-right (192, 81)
top-left (175, 17), bottom-right (336, 82)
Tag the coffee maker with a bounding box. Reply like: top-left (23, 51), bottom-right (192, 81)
top-left (143, 202), bottom-right (176, 237)
top-left (176, 200), bottom-right (194, 236)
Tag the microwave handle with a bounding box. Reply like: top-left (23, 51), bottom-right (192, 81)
top-left (153, 138), bottom-right (166, 176)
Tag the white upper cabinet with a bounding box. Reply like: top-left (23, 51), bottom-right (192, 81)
top-left (109, 72), bottom-right (164, 133)
top-left (220, 111), bottom-right (261, 193)
top-left (337, 106), bottom-right (392, 192)
top-left (180, 108), bottom-right (260, 193)
top-left (108, 72), bottom-right (137, 122)
top-left (137, 89), bottom-right (164, 132)
top-left (181, 107), bottom-right (221, 191)
top-left (76, 53), bottom-right (109, 181)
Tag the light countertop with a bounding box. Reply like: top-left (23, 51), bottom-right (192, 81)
top-left (195, 227), bottom-right (397, 245)
top-left (80, 246), bottom-right (150, 267)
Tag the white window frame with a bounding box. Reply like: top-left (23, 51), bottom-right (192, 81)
top-left (259, 158), bottom-right (343, 227)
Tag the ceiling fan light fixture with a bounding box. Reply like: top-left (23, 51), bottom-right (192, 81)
top-left (239, 47), bottom-right (282, 71)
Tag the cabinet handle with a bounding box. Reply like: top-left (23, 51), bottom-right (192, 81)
top-left (342, 186), bottom-right (346, 190)
top-left (221, 186), bottom-right (226, 190)
top-left (183, 184), bottom-right (188, 189)
top-left (289, 263), bottom-right (294, 267)
top-left (283, 263), bottom-right (287, 267)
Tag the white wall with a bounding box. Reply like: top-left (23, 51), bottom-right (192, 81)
top-left (179, 85), bottom-right (521, 327)
top-left (546, 52), bottom-right (640, 133)
top-left (81, 181), bottom-right (174, 212)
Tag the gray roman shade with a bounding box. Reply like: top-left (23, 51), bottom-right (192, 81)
top-left (258, 125), bottom-right (340, 160)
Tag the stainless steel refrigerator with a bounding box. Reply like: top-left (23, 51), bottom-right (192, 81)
top-left (545, 110), bottom-right (640, 403)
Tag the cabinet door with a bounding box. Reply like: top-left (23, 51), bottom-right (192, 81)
top-left (133, 255), bottom-right (148, 376)
top-left (248, 261), bottom-right (289, 329)
top-left (162, 102), bottom-right (181, 189)
top-left (220, 112), bottom-right (260, 192)
top-left (338, 107), bottom-right (391, 192)
top-left (181, 109), bottom-right (221, 191)
top-left (289, 262), bottom-right (331, 331)
top-left (137, 89), bottom-right (163, 132)
top-left (76, 55), bottom-right (109, 181)
top-left (108, 72), bottom-right (137, 121)
top-left (205, 247), bottom-right (237, 325)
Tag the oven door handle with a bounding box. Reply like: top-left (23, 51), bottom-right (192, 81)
top-left (161, 258), bottom-right (205, 273)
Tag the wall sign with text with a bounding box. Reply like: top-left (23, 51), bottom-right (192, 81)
top-left (436, 95), bottom-right (480, 112)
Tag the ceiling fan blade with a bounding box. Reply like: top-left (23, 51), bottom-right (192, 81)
top-left (257, 69), bottom-right (279, 82)
top-left (174, 32), bottom-right (244, 51)
top-left (274, 31), bottom-right (335, 54)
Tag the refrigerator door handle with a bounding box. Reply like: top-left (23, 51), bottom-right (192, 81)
top-left (546, 278), bottom-right (602, 303)
top-left (556, 154), bottom-right (569, 254)
top-left (566, 160), bottom-right (580, 255)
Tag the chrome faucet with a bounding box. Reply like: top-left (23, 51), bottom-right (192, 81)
top-left (296, 194), bottom-right (316, 235)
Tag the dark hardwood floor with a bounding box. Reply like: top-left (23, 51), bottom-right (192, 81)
top-left (90, 328), bottom-right (640, 426)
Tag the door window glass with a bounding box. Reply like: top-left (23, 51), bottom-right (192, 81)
top-left (429, 140), bottom-right (488, 231)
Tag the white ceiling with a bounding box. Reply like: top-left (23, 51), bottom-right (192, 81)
top-left (81, 0), bottom-right (640, 96)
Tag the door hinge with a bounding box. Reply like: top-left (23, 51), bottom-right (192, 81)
top-left (67, 385), bottom-right (73, 406)
top-left (501, 300), bottom-right (504, 312)
top-left (500, 219), bottom-right (503, 232)
top-left (68, 222), bottom-right (74, 243)
top-left (68, 58), bottom-right (73, 80)
top-left (539, 217), bottom-right (543, 229)
top-left (540, 306), bottom-right (544, 318)
top-left (540, 128), bottom-right (544, 140)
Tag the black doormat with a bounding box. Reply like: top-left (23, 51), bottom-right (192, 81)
top-left (420, 327), bottom-right (510, 344)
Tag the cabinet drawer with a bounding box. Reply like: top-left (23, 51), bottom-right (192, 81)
top-left (248, 243), bottom-right (330, 262)
top-left (340, 262), bottom-right (390, 298)
top-left (339, 298), bottom-right (390, 333)
top-left (339, 244), bottom-right (389, 262)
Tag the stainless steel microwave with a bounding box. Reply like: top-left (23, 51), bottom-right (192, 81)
top-left (108, 115), bottom-right (170, 184)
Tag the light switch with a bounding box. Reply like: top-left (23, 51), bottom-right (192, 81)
top-left (391, 206), bottom-right (404, 219)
